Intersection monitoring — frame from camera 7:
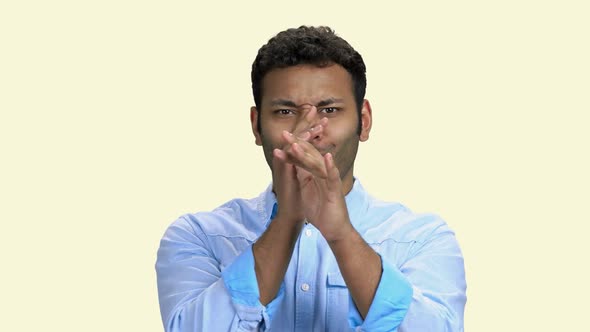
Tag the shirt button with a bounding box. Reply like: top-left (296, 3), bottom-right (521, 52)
top-left (300, 283), bottom-right (310, 292)
top-left (305, 229), bottom-right (312, 237)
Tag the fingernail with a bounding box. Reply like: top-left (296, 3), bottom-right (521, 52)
top-left (297, 131), bottom-right (309, 139)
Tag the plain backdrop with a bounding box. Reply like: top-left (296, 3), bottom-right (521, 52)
top-left (1, 1), bottom-right (589, 331)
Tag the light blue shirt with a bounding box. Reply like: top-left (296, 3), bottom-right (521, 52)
top-left (156, 179), bottom-right (466, 331)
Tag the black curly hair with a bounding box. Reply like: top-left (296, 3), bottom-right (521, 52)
top-left (251, 26), bottom-right (367, 134)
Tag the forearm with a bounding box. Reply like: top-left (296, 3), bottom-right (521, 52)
top-left (253, 215), bottom-right (304, 304)
top-left (328, 224), bottom-right (382, 318)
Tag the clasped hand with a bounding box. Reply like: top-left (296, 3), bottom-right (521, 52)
top-left (271, 108), bottom-right (353, 243)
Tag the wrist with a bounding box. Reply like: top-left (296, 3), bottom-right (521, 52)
top-left (275, 211), bottom-right (306, 227)
top-left (255, 214), bottom-right (304, 251)
top-left (323, 220), bottom-right (356, 244)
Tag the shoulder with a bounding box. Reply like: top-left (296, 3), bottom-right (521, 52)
top-left (360, 196), bottom-right (461, 267)
top-left (163, 194), bottom-right (266, 243)
top-left (363, 196), bottom-right (452, 245)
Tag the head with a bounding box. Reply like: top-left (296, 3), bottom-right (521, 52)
top-left (250, 26), bottom-right (372, 192)
top-left (251, 26), bottom-right (367, 135)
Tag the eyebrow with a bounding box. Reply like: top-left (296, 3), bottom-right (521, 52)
top-left (269, 99), bottom-right (298, 107)
top-left (316, 98), bottom-right (344, 107)
top-left (269, 98), bottom-right (345, 108)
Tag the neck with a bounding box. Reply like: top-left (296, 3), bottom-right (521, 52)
top-left (340, 167), bottom-right (355, 196)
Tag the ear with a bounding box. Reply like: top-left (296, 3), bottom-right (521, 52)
top-left (250, 106), bottom-right (263, 146)
top-left (359, 99), bottom-right (373, 142)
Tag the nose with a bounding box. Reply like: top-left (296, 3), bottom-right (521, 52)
top-left (295, 104), bottom-right (322, 139)
top-left (301, 104), bottom-right (319, 124)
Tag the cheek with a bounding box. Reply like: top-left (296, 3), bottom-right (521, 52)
top-left (324, 121), bottom-right (357, 143)
top-left (260, 119), bottom-right (296, 145)
top-left (260, 128), bottom-right (286, 150)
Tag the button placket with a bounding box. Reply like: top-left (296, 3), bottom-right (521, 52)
top-left (294, 222), bottom-right (316, 330)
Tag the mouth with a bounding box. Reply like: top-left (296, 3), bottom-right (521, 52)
top-left (313, 144), bottom-right (334, 156)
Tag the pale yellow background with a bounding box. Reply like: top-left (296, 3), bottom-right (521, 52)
top-left (1, 1), bottom-right (588, 331)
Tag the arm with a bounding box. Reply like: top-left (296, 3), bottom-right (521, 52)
top-left (274, 112), bottom-right (465, 330)
top-left (254, 114), bottom-right (331, 304)
top-left (328, 222), bottom-right (383, 318)
top-left (277, 134), bottom-right (456, 331)
top-left (253, 149), bottom-right (305, 305)
top-left (276, 137), bottom-right (389, 319)
top-left (156, 216), bottom-right (279, 332)
top-left (397, 223), bottom-right (466, 331)
top-left (348, 219), bottom-right (466, 331)
top-left (156, 122), bottom-right (325, 331)
top-left (319, 174), bottom-right (413, 331)
top-left (331, 217), bottom-right (465, 332)
top-left (253, 214), bottom-right (303, 304)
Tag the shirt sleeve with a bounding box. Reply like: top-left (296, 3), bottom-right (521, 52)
top-left (347, 255), bottom-right (413, 331)
top-left (397, 222), bottom-right (467, 332)
top-left (155, 215), bottom-right (284, 332)
top-left (348, 219), bottom-right (466, 332)
top-left (222, 245), bottom-right (285, 327)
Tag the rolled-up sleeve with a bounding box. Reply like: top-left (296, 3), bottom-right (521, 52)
top-left (222, 246), bottom-right (285, 328)
top-left (156, 216), bottom-right (283, 332)
top-left (348, 221), bottom-right (466, 331)
top-left (348, 255), bottom-right (413, 331)
top-left (398, 223), bottom-right (467, 332)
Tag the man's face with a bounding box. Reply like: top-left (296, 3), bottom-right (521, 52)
top-left (250, 64), bottom-right (372, 190)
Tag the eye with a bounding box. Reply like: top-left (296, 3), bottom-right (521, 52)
top-left (320, 107), bottom-right (339, 114)
top-left (274, 109), bottom-right (295, 116)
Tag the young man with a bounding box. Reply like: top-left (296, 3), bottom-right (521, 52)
top-left (156, 26), bottom-right (466, 331)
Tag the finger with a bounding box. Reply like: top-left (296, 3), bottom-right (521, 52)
top-left (282, 129), bottom-right (321, 149)
top-left (284, 116), bottom-right (328, 143)
top-left (311, 117), bottom-right (329, 136)
top-left (273, 147), bottom-right (288, 162)
top-left (272, 149), bottom-right (298, 189)
top-left (283, 127), bottom-right (318, 143)
top-left (280, 130), bottom-right (328, 178)
top-left (292, 106), bottom-right (319, 137)
top-left (284, 160), bottom-right (297, 183)
top-left (282, 130), bottom-right (297, 144)
top-left (294, 106), bottom-right (316, 132)
top-left (271, 149), bottom-right (285, 180)
top-left (303, 105), bottom-right (319, 126)
top-left (272, 148), bottom-right (298, 179)
top-left (324, 152), bottom-right (341, 193)
top-left (299, 115), bottom-right (328, 141)
top-left (294, 165), bottom-right (313, 187)
top-left (294, 124), bottom-right (325, 141)
top-left (304, 122), bottom-right (323, 138)
top-left (297, 130), bottom-right (311, 141)
top-left (285, 142), bottom-right (328, 179)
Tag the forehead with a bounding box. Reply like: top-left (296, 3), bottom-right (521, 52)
top-left (261, 64), bottom-right (354, 106)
